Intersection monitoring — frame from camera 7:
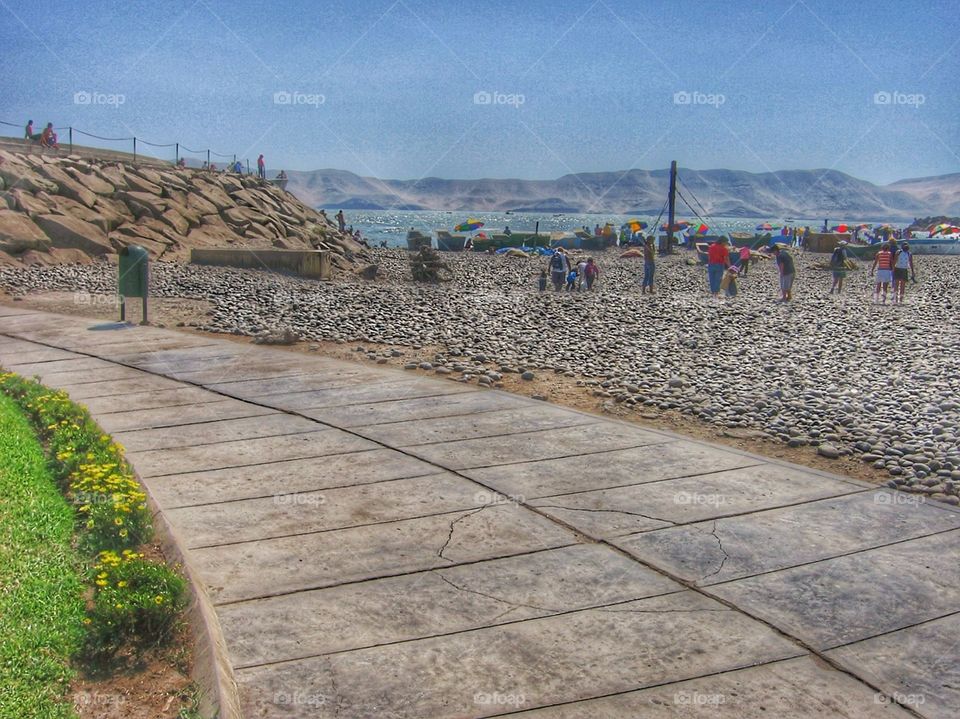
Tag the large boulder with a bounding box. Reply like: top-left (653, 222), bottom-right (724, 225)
top-left (0, 160), bottom-right (58, 194)
top-left (66, 166), bottom-right (115, 195)
top-left (160, 207), bottom-right (190, 236)
top-left (192, 180), bottom-right (234, 211)
top-left (122, 170), bottom-right (162, 195)
top-left (117, 190), bottom-right (168, 219)
top-left (186, 192), bottom-right (219, 217)
top-left (34, 214), bottom-right (113, 256)
top-left (11, 188), bottom-right (54, 217)
top-left (35, 163), bottom-right (98, 208)
top-left (0, 209), bottom-right (50, 252)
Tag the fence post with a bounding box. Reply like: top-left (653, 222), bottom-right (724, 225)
top-left (175, 143), bottom-right (179, 164)
top-left (68, 127), bottom-right (73, 153)
top-left (206, 149), bottom-right (210, 168)
top-left (246, 159), bottom-right (250, 175)
top-left (133, 137), bottom-right (137, 163)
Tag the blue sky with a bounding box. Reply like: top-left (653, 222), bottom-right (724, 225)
top-left (1, 0), bottom-right (957, 183)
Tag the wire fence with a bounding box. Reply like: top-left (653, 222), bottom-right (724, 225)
top-left (0, 119), bottom-right (246, 170)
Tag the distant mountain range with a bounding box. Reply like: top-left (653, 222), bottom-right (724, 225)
top-left (285, 167), bottom-right (960, 220)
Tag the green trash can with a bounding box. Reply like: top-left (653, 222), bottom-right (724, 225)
top-left (117, 245), bottom-right (149, 324)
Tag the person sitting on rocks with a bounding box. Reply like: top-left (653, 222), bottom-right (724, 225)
top-left (40, 123), bottom-right (58, 148)
top-left (24, 120), bottom-right (37, 140)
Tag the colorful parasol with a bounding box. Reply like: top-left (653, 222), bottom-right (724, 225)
top-left (455, 219), bottom-right (484, 232)
top-left (621, 219), bottom-right (648, 233)
top-left (832, 224), bottom-right (851, 233)
top-left (755, 222), bottom-right (780, 231)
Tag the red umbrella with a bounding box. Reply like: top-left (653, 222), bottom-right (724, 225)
top-left (832, 224), bottom-right (851, 233)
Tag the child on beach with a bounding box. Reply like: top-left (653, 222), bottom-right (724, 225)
top-left (538, 269), bottom-right (547, 292)
top-left (566, 268), bottom-right (577, 291)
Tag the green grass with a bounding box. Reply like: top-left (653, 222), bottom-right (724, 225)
top-left (0, 393), bottom-right (84, 719)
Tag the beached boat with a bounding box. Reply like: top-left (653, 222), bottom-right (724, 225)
top-left (435, 230), bottom-right (466, 251)
top-left (906, 235), bottom-right (960, 255)
top-left (406, 229), bottom-right (432, 251)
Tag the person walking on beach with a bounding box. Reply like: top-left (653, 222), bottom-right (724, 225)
top-left (538, 269), bottom-right (547, 292)
top-left (584, 257), bottom-right (600, 290)
top-left (336, 210), bottom-right (346, 233)
top-left (576, 257), bottom-right (588, 290)
top-left (892, 241), bottom-right (915, 304)
top-left (737, 245), bottom-right (751, 276)
top-left (642, 236), bottom-right (656, 294)
top-left (871, 242), bottom-right (894, 304)
top-left (548, 250), bottom-right (569, 292)
top-left (829, 240), bottom-right (850, 294)
top-left (706, 237), bottom-right (730, 296)
top-left (770, 243), bottom-right (796, 302)
top-left (257, 154), bottom-right (266, 179)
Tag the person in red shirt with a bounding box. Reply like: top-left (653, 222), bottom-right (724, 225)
top-left (870, 242), bottom-right (894, 304)
top-left (39, 123), bottom-right (58, 148)
top-left (706, 237), bottom-right (730, 295)
top-left (257, 154), bottom-right (266, 179)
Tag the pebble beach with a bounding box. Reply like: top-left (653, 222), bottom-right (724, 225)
top-left (2, 247), bottom-right (959, 503)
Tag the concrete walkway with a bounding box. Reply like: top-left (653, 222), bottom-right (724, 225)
top-left (1, 305), bottom-right (958, 718)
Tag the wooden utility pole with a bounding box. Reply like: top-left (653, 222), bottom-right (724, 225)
top-left (665, 160), bottom-right (677, 254)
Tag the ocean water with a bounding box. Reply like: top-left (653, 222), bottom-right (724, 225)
top-left (338, 210), bottom-right (856, 247)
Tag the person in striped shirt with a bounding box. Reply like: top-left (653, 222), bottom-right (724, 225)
top-left (870, 242), bottom-right (894, 304)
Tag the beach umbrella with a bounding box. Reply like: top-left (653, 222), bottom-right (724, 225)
top-left (454, 219), bottom-right (484, 232)
top-left (692, 223), bottom-right (709, 235)
top-left (621, 219), bottom-right (648, 233)
top-left (755, 222), bottom-right (780, 231)
top-left (661, 221), bottom-right (691, 232)
top-left (832, 224), bottom-right (851, 233)
top-left (931, 225), bottom-right (960, 235)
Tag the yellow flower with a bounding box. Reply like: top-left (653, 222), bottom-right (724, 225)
top-left (154, 596), bottom-right (164, 605)
top-left (117, 581), bottom-right (127, 588)
top-left (95, 580), bottom-right (107, 587)
top-left (114, 517), bottom-right (123, 526)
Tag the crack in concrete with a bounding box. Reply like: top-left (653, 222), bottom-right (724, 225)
top-left (700, 520), bottom-right (730, 581)
top-left (436, 506), bottom-right (487, 561)
top-left (326, 655), bottom-right (342, 719)
top-left (532, 503), bottom-right (676, 525)
top-left (598, 607), bottom-right (731, 614)
top-left (433, 571), bottom-right (563, 618)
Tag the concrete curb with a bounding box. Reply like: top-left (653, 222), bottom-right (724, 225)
top-left (139, 469), bottom-right (242, 719)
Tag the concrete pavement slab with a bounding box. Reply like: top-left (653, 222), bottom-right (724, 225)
top-left (80, 386), bottom-right (225, 413)
top-left (827, 612), bottom-right (960, 719)
top-left (616, 490), bottom-right (960, 585)
top-left (309, 390), bottom-right (532, 427)
top-left (355, 405), bottom-right (599, 446)
top-left (511, 655), bottom-right (915, 718)
top-left (148, 448), bottom-right (439, 508)
top-left (711, 529), bottom-right (960, 650)
top-left (236, 591), bottom-right (802, 719)
top-left (167, 472), bottom-right (489, 547)
top-left (94, 398), bottom-right (276, 433)
top-left (219, 544), bottom-right (682, 668)
top-left (463, 440), bottom-right (762, 498)
top-left (113, 412), bottom-right (320, 452)
top-left (127, 429), bottom-right (376, 477)
top-left (528, 464), bottom-right (867, 539)
top-left (191, 503), bottom-right (578, 603)
top-left (404, 421), bottom-right (670, 470)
